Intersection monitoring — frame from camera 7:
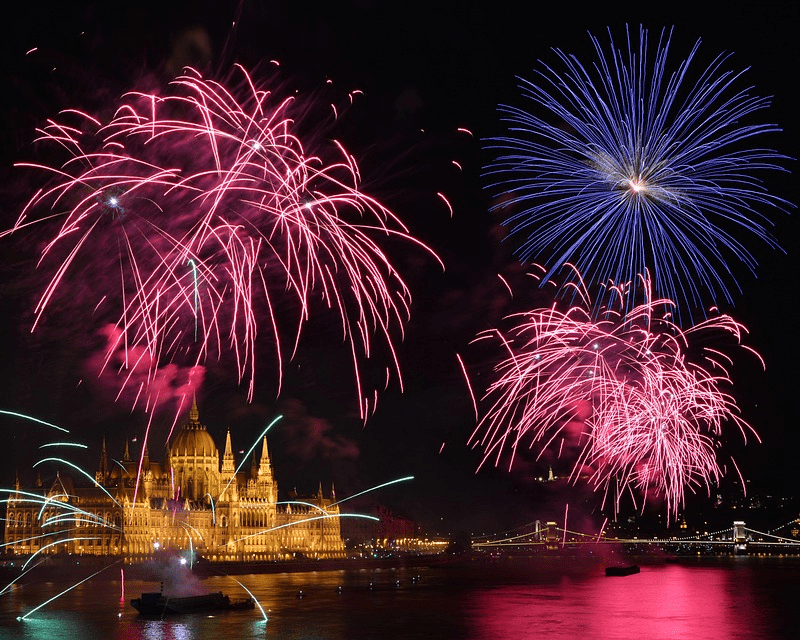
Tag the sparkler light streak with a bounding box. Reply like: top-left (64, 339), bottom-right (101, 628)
top-left (188, 258), bottom-right (200, 342)
top-left (1, 450), bottom-right (125, 594)
top-left (0, 560), bottom-right (44, 596)
top-left (468, 266), bottom-right (760, 520)
top-left (7, 64), bottom-right (438, 419)
top-left (220, 414), bottom-right (282, 497)
top-left (33, 457), bottom-right (121, 507)
top-left (596, 517), bottom-right (608, 543)
top-left (276, 500), bottom-right (328, 514)
top-left (17, 561), bottom-right (120, 621)
top-left (38, 442), bottom-right (88, 449)
top-left (0, 410), bottom-right (69, 433)
top-left (232, 578), bottom-right (268, 621)
top-left (225, 476), bottom-right (412, 545)
top-left (2, 488), bottom-right (118, 530)
top-left (328, 475), bottom-right (414, 508)
top-left (485, 25), bottom-right (791, 314)
top-left (22, 537), bottom-right (101, 570)
top-left (228, 512), bottom-right (379, 544)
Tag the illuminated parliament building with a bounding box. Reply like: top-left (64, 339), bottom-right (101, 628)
top-left (3, 400), bottom-right (346, 561)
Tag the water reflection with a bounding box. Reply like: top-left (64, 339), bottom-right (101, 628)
top-left (468, 561), bottom-right (780, 640)
top-left (142, 620), bottom-right (192, 640)
top-left (1, 559), bottom-right (798, 639)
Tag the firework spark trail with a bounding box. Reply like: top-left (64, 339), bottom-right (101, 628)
top-left (1, 451), bottom-right (126, 592)
top-left (0, 410), bottom-right (69, 433)
top-left (225, 476), bottom-right (411, 545)
top-left (38, 442), bottom-right (88, 449)
top-left (468, 266), bottom-right (760, 521)
top-left (33, 458), bottom-right (121, 507)
top-left (6, 65), bottom-right (438, 419)
top-left (22, 537), bottom-right (102, 570)
top-left (220, 414), bottom-right (282, 498)
top-left (596, 517), bottom-right (608, 543)
top-left (228, 513), bottom-right (379, 544)
top-left (232, 578), bottom-right (268, 621)
top-left (17, 562), bottom-right (120, 621)
top-left (0, 560), bottom-right (44, 596)
top-left (328, 475), bottom-right (414, 508)
top-left (2, 488), bottom-right (119, 531)
top-left (485, 25), bottom-right (791, 315)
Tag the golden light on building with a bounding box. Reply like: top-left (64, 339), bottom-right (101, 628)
top-left (3, 400), bottom-right (345, 562)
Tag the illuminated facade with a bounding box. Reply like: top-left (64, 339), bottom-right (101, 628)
top-left (3, 401), bottom-right (345, 561)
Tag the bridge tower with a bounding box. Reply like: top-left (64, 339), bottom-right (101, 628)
top-left (545, 521), bottom-right (559, 550)
top-left (733, 520), bottom-right (747, 554)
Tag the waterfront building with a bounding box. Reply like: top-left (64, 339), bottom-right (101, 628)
top-left (341, 505), bottom-right (418, 546)
top-left (3, 400), bottom-right (345, 561)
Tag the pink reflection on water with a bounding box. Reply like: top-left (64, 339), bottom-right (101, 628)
top-left (468, 563), bottom-right (767, 640)
top-left (591, 565), bottom-right (736, 639)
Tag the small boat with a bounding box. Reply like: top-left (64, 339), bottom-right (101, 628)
top-left (131, 591), bottom-right (255, 615)
top-left (605, 565), bottom-right (640, 577)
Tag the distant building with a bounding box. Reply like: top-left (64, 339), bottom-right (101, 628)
top-left (341, 505), bottom-right (417, 546)
top-left (3, 400), bottom-right (345, 561)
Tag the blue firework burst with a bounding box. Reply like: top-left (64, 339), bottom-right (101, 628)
top-left (485, 25), bottom-right (791, 315)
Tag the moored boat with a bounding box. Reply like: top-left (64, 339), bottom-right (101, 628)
top-left (605, 564), bottom-right (640, 577)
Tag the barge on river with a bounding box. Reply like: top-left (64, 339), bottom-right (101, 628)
top-left (131, 591), bottom-right (254, 615)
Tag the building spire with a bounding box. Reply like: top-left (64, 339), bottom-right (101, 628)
top-left (221, 428), bottom-right (236, 475)
top-left (100, 436), bottom-right (109, 480)
top-left (123, 439), bottom-right (131, 462)
top-left (219, 428), bottom-right (238, 501)
top-left (258, 436), bottom-right (272, 480)
top-left (189, 394), bottom-right (199, 423)
top-left (224, 429), bottom-right (233, 457)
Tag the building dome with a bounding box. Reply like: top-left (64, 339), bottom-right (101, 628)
top-left (170, 422), bottom-right (218, 458)
top-left (170, 398), bottom-right (218, 458)
top-left (169, 398), bottom-right (221, 501)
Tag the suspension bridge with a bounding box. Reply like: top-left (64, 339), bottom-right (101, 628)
top-left (473, 516), bottom-right (800, 554)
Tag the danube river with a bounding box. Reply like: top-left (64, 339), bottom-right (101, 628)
top-left (1, 556), bottom-right (798, 639)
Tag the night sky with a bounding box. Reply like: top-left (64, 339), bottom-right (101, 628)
top-left (0, 1), bottom-right (797, 536)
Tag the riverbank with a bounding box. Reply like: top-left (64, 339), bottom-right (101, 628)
top-left (0, 551), bottom-right (462, 584)
top-left (191, 552), bottom-right (461, 577)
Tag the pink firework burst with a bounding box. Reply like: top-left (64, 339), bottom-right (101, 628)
top-left (468, 265), bottom-right (761, 520)
top-left (7, 65), bottom-right (436, 418)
